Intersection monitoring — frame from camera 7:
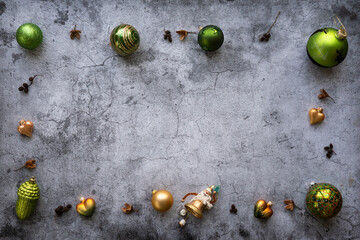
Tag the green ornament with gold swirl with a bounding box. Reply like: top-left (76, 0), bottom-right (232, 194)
top-left (110, 24), bottom-right (140, 56)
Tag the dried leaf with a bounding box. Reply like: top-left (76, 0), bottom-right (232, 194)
top-left (176, 30), bottom-right (188, 41)
top-left (70, 25), bottom-right (81, 40)
top-left (284, 199), bottom-right (295, 211)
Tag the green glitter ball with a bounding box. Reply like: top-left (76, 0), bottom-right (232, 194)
top-left (198, 25), bottom-right (224, 51)
top-left (16, 23), bottom-right (43, 50)
top-left (110, 24), bottom-right (140, 56)
top-left (306, 28), bottom-right (348, 68)
top-left (305, 183), bottom-right (342, 218)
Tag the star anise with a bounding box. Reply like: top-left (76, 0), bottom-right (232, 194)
top-left (284, 199), bottom-right (295, 211)
top-left (14, 159), bottom-right (36, 171)
top-left (122, 203), bottom-right (137, 214)
top-left (70, 25), bottom-right (81, 40)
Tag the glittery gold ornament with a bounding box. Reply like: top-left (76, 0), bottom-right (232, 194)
top-left (306, 183), bottom-right (342, 218)
top-left (17, 120), bottom-right (34, 137)
top-left (309, 107), bottom-right (325, 124)
top-left (76, 197), bottom-right (96, 217)
top-left (254, 200), bottom-right (273, 219)
top-left (110, 24), bottom-right (140, 56)
top-left (151, 190), bottom-right (173, 212)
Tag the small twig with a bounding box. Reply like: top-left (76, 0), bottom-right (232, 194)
top-left (259, 11), bottom-right (281, 42)
top-left (266, 11), bottom-right (281, 34)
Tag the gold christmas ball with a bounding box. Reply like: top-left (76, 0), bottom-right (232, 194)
top-left (151, 190), bottom-right (173, 212)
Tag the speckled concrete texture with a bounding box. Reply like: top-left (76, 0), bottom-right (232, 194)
top-left (0, 0), bottom-right (359, 239)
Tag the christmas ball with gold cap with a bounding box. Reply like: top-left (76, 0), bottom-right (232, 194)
top-left (110, 24), bottom-right (140, 56)
top-left (306, 17), bottom-right (348, 67)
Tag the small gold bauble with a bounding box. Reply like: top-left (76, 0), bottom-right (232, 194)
top-left (151, 190), bottom-right (173, 212)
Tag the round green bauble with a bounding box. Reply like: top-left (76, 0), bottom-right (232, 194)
top-left (305, 183), bottom-right (342, 218)
top-left (16, 176), bottom-right (40, 220)
top-left (16, 23), bottom-right (43, 50)
top-left (306, 28), bottom-right (348, 67)
top-left (198, 25), bottom-right (224, 51)
top-left (110, 24), bottom-right (140, 56)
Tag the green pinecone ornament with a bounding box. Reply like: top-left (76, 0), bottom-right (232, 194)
top-left (305, 183), bottom-right (342, 218)
top-left (306, 18), bottom-right (348, 68)
top-left (16, 176), bottom-right (40, 220)
top-left (110, 24), bottom-right (140, 56)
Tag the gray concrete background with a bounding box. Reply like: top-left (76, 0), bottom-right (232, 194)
top-left (0, 0), bottom-right (359, 239)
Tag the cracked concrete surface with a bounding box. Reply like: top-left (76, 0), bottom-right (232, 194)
top-left (0, 0), bottom-right (360, 239)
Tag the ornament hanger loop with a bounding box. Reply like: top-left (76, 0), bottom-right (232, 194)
top-left (334, 16), bottom-right (347, 39)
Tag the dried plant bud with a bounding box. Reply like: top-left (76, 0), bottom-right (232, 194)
top-left (259, 11), bottom-right (280, 42)
top-left (55, 208), bottom-right (63, 216)
top-left (229, 204), bottom-right (238, 214)
top-left (19, 75), bottom-right (42, 94)
top-left (319, 89), bottom-right (335, 102)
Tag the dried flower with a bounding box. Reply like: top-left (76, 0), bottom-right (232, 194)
top-left (230, 204), bottom-right (237, 214)
top-left (70, 25), bottom-right (81, 40)
top-left (176, 30), bottom-right (196, 41)
top-left (18, 75), bottom-right (42, 94)
top-left (55, 204), bottom-right (72, 216)
top-left (259, 11), bottom-right (281, 42)
top-left (324, 143), bottom-right (336, 158)
top-left (318, 89), bottom-right (335, 103)
top-left (122, 203), bottom-right (137, 214)
top-left (284, 200), bottom-right (295, 211)
top-left (164, 30), bottom-right (172, 43)
top-left (14, 159), bottom-right (36, 171)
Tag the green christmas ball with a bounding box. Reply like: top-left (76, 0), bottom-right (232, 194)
top-left (305, 183), bottom-right (342, 218)
top-left (306, 28), bottom-right (348, 67)
top-left (198, 25), bottom-right (224, 51)
top-left (110, 24), bottom-right (140, 56)
top-left (16, 23), bottom-right (43, 50)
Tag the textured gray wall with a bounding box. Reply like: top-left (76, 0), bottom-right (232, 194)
top-left (0, 0), bottom-right (359, 239)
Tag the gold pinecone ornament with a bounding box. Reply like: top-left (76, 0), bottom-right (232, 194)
top-left (16, 176), bottom-right (40, 220)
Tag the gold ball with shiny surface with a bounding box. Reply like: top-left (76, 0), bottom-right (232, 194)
top-left (151, 190), bottom-right (174, 212)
